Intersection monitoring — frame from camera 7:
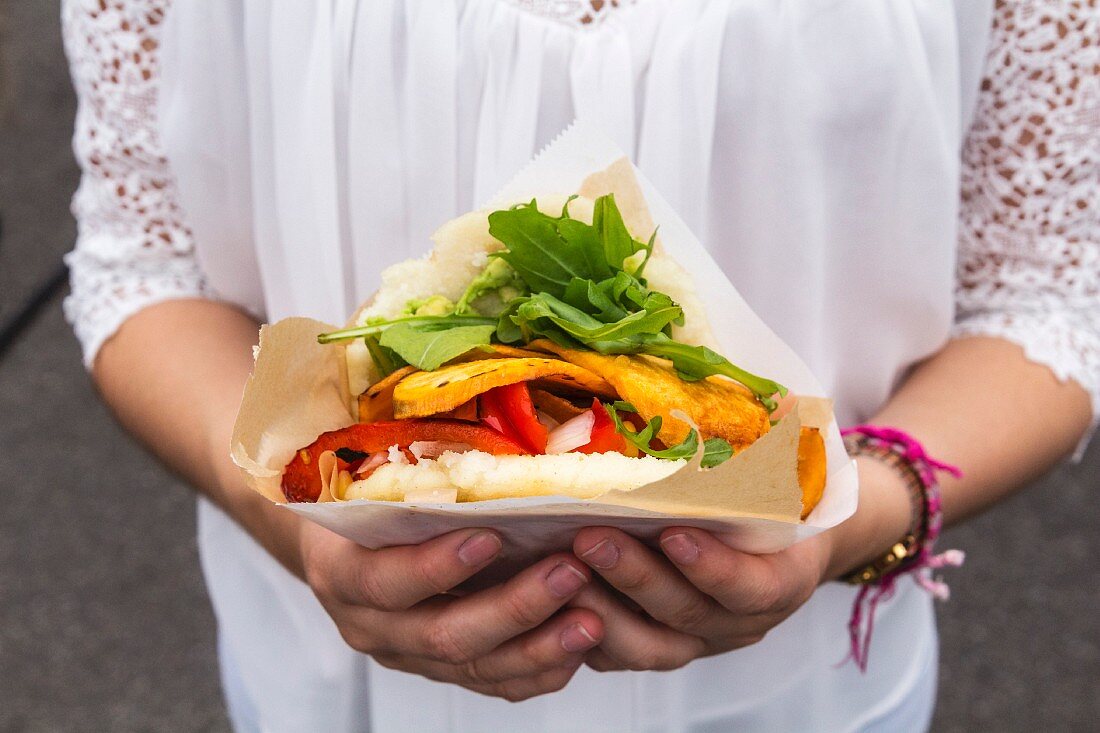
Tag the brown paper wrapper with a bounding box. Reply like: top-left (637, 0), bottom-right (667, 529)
top-left (230, 121), bottom-right (858, 577)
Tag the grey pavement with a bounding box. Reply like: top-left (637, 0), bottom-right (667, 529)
top-left (1, 3), bottom-right (1097, 732)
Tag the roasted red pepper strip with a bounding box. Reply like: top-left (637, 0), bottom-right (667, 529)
top-left (281, 419), bottom-right (527, 502)
top-left (574, 398), bottom-right (630, 455)
top-left (479, 382), bottom-right (548, 454)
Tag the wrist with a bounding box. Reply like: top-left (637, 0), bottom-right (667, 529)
top-left (822, 455), bottom-right (914, 582)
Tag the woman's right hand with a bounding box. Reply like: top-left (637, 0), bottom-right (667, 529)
top-left (299, 522), bottom-right (604, 702)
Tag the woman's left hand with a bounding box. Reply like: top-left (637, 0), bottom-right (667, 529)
top-left (568, 526), bottom-right (833, 671)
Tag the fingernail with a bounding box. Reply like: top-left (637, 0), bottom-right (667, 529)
top-left (661, 533), bottom-right (700, 564)
top-left (457, 532), bottom-right (502, 566)
top-left (580, 539), bottom-right (620, 569)
top-left (547, 562), bottom-right (588, 597)
top-left (560, 623), bottom-right (597, 653)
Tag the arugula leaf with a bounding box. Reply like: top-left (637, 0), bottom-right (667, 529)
top-left (562, 277), bottom-right (629, 322)
top-left (640, 290), bottom-right (680, 319)
top-left (378, 322), bottom-right (495, 371)
top-left (559, 194), bottom-right (579, 218)
top-left (637, 333), bottom-right (787, 411)
top-left (602, 402), bottom-right (735, 467)
top-left (603, 402), bottom-right (698, 460)
top-left (701, 438), bottom-right (734, 468)
top-left (557, 217), bottom-right (613, 281)
top-left (592, 194), bottom-right (640, 269)
top-left (495, 300), bottom-right (525, 344)
top-left (598, 271), bottom-right (659, 313)
top-left (322, 195), bottom-right (786, 414)
top-left (317, 314), bottom-right (496, 344)
top-left (513, 293), bottom-right (604, 333)
top-left (363, 334), bottom-right (407, 377)
top-left (488, 202), bottom-right (592, 298)
top-left (630, 228), bottom-right (658, 279)
top-left (512, 292), bottom-right (683, 343)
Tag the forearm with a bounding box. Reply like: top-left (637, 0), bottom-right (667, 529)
top-left (826, 335), bottom-right (1092, 579)
top-left (876, 336), bottom-right (1091, 523)
top-left (93, 299), bottom-right (305, 577)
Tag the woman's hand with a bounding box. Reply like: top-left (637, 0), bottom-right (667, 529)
top-left (300, 522), bottom-right (604, 701)
top-left (568, 527), bottom-right (831, 671)
top-left (568, 459), bottom-right (914, 671)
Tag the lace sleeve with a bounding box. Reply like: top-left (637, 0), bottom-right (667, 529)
top-left (954, 0), bottom-right (1100, 436)
top-left (61, 0), bottom-right (211, 369)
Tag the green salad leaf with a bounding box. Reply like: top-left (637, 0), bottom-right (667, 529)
top-left (317, 313), bottom-right (496, 344)
top-left (635, 334), bottom-right (787, 411)
top-left (557, 216), bottom-right (614, 282)
top-left (378, 322), bottom-right (496, 371)
top-left (592, 194), bottom-right (645, 269)
top-left (487, 201), bottom-right (595, 298)
top-left (317, 193), bottom-right (787, 417)
top-left (363, 335), bottom-right (407, 377)
top-left (562, 277), bottom-right (629, 322)
top-left (602, 402), bottom-right (735, 467)
top-left (701, 438), bottom-right (735, 468)
top-left (603, 402), bottom-right (697, 460)
top-left (508, 292), bottom-right (683, 344)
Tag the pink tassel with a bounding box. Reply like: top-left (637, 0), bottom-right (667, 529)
top-left (840, 425), bottom-right (964, 672)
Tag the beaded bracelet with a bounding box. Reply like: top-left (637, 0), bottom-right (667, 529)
top-left (839, 425), bottom-right (965, 672)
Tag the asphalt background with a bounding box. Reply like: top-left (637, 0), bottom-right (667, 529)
top-left (0, 3), bottom-right (1097, 732)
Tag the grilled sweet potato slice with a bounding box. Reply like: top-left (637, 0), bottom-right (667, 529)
top-left (392, 357), bottom-right (616, 419)
top-left (357, 365), bottom-right (418, 423)
top-left (534, 340), bottom-right (770, 451)
top-left (798, 426), bottom-right (827, 519)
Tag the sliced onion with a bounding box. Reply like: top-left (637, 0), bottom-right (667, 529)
top-left (354, 451), bottom-right (389, 477)
top-left (386, 444), bottom-right (410, 465)
top-left (536, 409), bottom-right (560, 432)
top-left (545, 410), bottom-right (595, 454)
top-left (409, 441), bottom-right (474, 460)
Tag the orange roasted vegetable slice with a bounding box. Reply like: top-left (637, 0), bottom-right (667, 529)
top-left (357, 365), bottom-right (418, 423)
top-left (533, 340), bottom-right (770, 451)
top-left (392, 357), bottom-right (617, 419)
top-left (798, 426), bottom-right (827, 519)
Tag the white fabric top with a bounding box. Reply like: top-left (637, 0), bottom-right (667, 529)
top-left (61, 1), bottom-right (1099, 732)
top-left (62, 0), bottom-right (1100, 416)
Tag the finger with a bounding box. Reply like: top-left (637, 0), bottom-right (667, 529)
top-left (409, 554), bottom-right (594, 664)
top-left (583, 647), bottom-right (624, 672)
top-left (372, 610), bottom-right (600, 691)
top-left (317, 527), bottom-right (502, 611)
top-left (569, 582), bottom-right (707, 671)
top-left (657, 528), bottom-right (818, 615)
top-left (574, 527), bottom-right (726, 636)
top-left (461, 607), bottom-right (603, 684)
top-left (480, 664), bottom-right (582, 703)
top-left (371, 655), bottom-right (581, 700)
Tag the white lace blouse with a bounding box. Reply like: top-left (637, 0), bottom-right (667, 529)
top-left (62, 0), bottom-right (1100, 421)
top-left (61, 1), bottom-right (1098, 732)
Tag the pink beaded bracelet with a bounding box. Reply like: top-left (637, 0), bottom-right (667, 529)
top-left (839, 425), bottom-right (964, 672)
